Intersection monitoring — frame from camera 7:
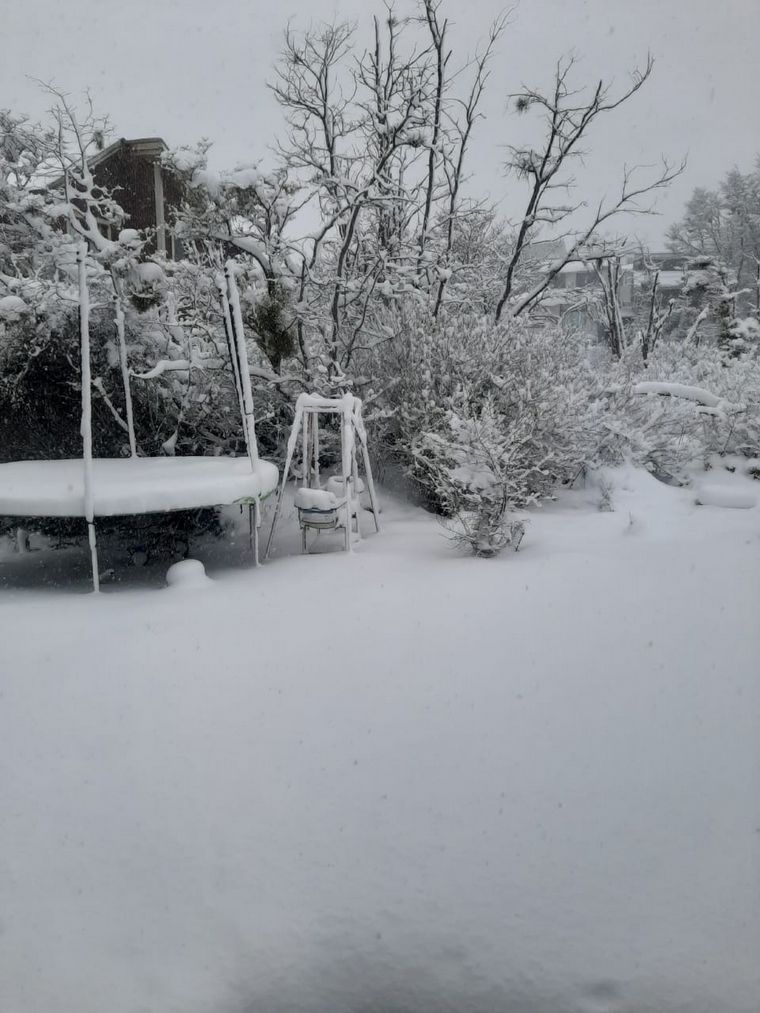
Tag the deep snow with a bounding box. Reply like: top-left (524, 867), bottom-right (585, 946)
top-left (1, 467), bottom-right (759, 1013)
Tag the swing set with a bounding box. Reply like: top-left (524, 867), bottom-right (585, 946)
top-left (265, 392), bottom-right (380, 557)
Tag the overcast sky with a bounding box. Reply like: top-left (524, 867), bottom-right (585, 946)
top-left (3, 0), bottom-right (759, 245)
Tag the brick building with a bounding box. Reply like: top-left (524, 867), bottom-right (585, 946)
top-left (70, 136), bottom-right (183, 257)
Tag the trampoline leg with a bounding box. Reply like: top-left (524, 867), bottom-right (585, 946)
top-left (87, 520), bottom-right (100, 594)
top-left (252, 500), bottom-right (260, 567)
top-left (301, 526), bottom-right (308, 555)
top-left (248, 503), bottom-right (260, 567)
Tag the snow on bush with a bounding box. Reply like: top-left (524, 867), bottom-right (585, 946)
top-left (369, 307), bottom-right (608, 553)
top-left (127, 260), bottom-right (166, 310)
top-left (727, 316), bottom-right (760, 357)
top-left (607, 340), bottom-right (760, 480)
top-left (0, 294), bottom-right (29, 322)
top-left (366, 305), bottom-right (760, 553)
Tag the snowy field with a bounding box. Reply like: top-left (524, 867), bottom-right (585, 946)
top-left (1, 467), bottom-right (759, 1013)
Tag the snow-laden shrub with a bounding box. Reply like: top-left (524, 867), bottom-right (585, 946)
top-left (726, 316), bottom-right (760, 358)
top-left (127, 261), bottom-right (167, 311)
top-left (366, 304), bottom-right (760, 554)
top-left (367, 306), bottom-right (609, 552)
top-left (605, 340), bottom-right (760, 481)
top-left (410, 397), bottom-right (532, 555)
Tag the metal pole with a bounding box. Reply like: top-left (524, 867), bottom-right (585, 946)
top-left (78, 242), bottom-right (100, 593)
top-left (113, 281), bottom-right (137, 458)
top-left (217, 274), bottom-right (246, 440)
top-left (252, 498), bottom-right (260, 567)
top-left (351, 427), bottom-right (361, 536)
top-left (313, 413), bottom-right (320, 488)
top-left (225, 261), bottom-right (259, 469)
top-left (302, 410), bottom-right (309, 488)
top-left (341, 401), bottom-right (351, 552)
top-left (265, 396), bottom-right (304, 559)
top-left (355, 399), bottom-right (380, 532)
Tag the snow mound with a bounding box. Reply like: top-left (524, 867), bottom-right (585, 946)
top-left (597, 463), bottom-right (686, 512)
top-left (325, 475), bottom-right (365, 498)
top-left (694, 486), bottom-right (758, 509)
top-left (0, 294), bottom-right (29, 321)
top-left (165, 558), bottom-right (212, 589)
top-left (118, 228), bottom-right (141, 248)
top-left (134, 261), bottom-right (165, 284)
top-left (294, 488), bottom-right (338, 510)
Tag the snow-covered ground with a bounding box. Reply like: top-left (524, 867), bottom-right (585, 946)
top-left (1, 467), bottom-right (759, 1013)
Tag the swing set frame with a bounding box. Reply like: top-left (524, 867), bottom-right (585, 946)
top-left (265, 393), bottom-right (380, 557)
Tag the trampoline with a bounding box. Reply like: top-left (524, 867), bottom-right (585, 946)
top-left (0, 457), bottom-right (278, 518)
top-left (1, 246), bottom-right (278, 590)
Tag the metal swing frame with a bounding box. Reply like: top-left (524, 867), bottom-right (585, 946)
top-left (265, 393), bottom-right (380, 558)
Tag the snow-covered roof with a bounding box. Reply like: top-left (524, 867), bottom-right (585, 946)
top-left (45, 137), bottom-right (169, 191)
top-left (88, 137), bottom-right (168, 168)
top-left (653, 270), bottom-right (683, 288)
top-left (633, 270), bottom-right (683, 289)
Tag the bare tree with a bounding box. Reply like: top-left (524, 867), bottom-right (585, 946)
top-left (272, 16), bottom-right (434, 375)
top-left (41, 86), bottom-right (123, 257)
top-left (265, 3), bottom-right (512, 378)
top-left (590, 252), bottom-right (629, 357)
top-left (635, 252), bottom-right (675, 364)
top-left (416, 0), bottom-right (449, 270)
top-left (494, 55), bottom-right (685, 321)
top-left (432, 8), bottom-right (508, 315)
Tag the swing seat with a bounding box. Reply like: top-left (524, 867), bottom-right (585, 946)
top-left (294, 487), bottom-right (359, 553)
top-left (294, 487), bottom-right (344, 529)
top-left (298, 507), bottom-right (342, 530)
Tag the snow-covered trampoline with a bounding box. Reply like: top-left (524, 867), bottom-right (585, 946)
top-left (1, 247), bottom-right (278, 591)
top-left (0, 457), bottom-right (278, 518)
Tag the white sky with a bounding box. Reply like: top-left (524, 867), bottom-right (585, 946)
top-left (3, 0), bottom-right (759, 245)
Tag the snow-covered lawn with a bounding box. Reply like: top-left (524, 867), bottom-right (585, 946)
top-left (1, 468), bottom-right (759, 1013)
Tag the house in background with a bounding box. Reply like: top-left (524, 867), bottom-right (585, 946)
top-left (520, 242), bottom-right (689, 338)
top-left (534, 244), bottom-right (635, 335)
top-left (47, 136), bottom-right (184, 257)
top-left (85, 136), bottom-right (184, 257)
top-left (632, 251), bottom-right (688, 295)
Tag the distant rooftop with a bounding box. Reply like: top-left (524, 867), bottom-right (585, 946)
top-left (88, 137), bottom-right (167, 168)
top-left (43, 137), bottom-right (168, 191)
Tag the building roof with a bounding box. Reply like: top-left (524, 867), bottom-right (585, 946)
top-left (87, 137), bottom-right (167, 169)
top-left (44, 137), bottom-right (168, 191)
